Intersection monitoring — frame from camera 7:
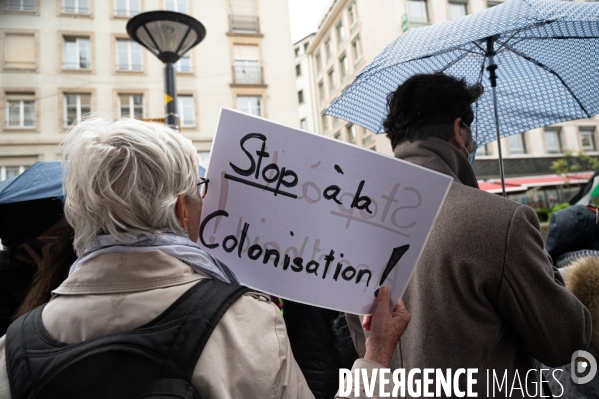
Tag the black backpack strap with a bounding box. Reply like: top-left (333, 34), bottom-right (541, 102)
top-left (5, 307), bottom-right (41, 399)
top-left (161, 278), bottom-right (250, 380)
top-left (204, 252), bottom-right (239, 285)
top-left (5, 278), bottom-right (249, 399)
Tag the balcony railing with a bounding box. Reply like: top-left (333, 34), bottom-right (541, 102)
top-left (232, 65), bottom-right (263, 85)
top-left (61, 6), bottom-right (91, 14)
top-left (229, 15), bottom-right (260, 33)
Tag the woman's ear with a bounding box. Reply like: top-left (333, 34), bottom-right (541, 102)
top-left (175, 193), bottom-right (188, 230)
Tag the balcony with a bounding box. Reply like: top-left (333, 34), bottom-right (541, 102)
top-left (232, 64), bottom-right (263, 85)
top-left (229, 15), bottom-right (260, 34)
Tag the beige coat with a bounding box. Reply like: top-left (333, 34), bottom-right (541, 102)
top-left (347, 138), bottom-right (592, 398)
top-left (0, 250), bottom-right (382, 399)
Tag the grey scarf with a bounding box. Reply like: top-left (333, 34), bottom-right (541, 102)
top-left (68, 232), bottom-right (239, 284)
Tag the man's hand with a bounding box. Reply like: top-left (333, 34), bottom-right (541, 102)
top-left (363, 286), bottom-right (410, 368)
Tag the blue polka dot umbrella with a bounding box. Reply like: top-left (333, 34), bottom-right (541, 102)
top-left (324, 0), bottom-right (599, 196)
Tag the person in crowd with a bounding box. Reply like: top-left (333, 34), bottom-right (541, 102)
top-left (284, 301), bottom-right (358, 399)
top-left (546, 256), bottom-right (599, 397)
top-left (13, 222), bottom-right (76, 318)
top-left (0, 199), bottom-right (67, 336)
top-left (545, 204), bottom-right (599, 269)
top-left (0, 117), bottom-right (410, 399)
top-left (345, 73), bottom-right (591, 398)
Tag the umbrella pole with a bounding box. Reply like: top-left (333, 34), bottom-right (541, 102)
top-left (486, 36), bottom-right (507, 197)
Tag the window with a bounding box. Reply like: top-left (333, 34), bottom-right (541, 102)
top-left (348, 1), bottom-right (358, 25)
top-left (363, 133), bottom-right (373, 145)
top-left (164, 0), bottom-right (186, 12)
top-left (118, 94), bottom-right (144, 118)
top-left (116, 39), bottom-right (143, 71)
top-left (304, 42), bottom-right (309, 52)
top-left (2, 166), bottom-right (29, 181)
top-left (229, 0), bottom-right (259, 33)
top-left (580, 127), bottom-right (597, 152)
top-left (487, 0), bottom-right (502, 6)
top-left (295, 64), bottom-right (302, 76)
top-left (315, 51), bottom-right (322, 73)
top-left (334, 131), bottom-right (341, 140)
top-left (5, 93), bottom-right (35, 128)
top-left (407, 0), bottom-right (429, 25)
top-left (448, 2), bottom-right (467, 19)
top-left (294, 47), bottom-right (300, 57)
top-left (237, 95), bottom-right (262, 117)
top-left (3, 33), bottom-right (36, 70)
top-left (325, 37), bottom-right (332, 60)
top-left (5, 0), bottom-right (35, 11)
top-left (298, 90), bottom-right (304, 104)
top-left (64, 93), bottom-right (91, 126)
top-left (321, 114), bottom-right (328, 131)
top-left (198, 151), bottom-right (211, 169)
top-left (233, 44), bottom-right (261, 84)
top-left (335, 20), bottom-right (345, 46)
top-left (544, 128), bottom-right (562, 154)
top-left (318, 80), bottom-right (325, 103)
top-left (339, 54), bottom-right (349, 79)
top-left (351, 36), bottom-right (362, 62)
top-left (174, 55), bottom-right (192, 73)
top-left (328, 68), bottom-right (335, 93)
top-left (177, 95), bottom-right (195, 126)
top-left (62, 0), bottom-right (90, 14)
top-left (508, 133), bottom-right (526, 155)
top-left (63, 36), bottom-right (91, 70)
top-left (300, 119), bottom-right (307, 130)
top-left (346, 123), bottom-right (356, 144)
top-left (476, 144), bottom-right (490, 156)
top-left (115, 0), bottom-right (140, 17)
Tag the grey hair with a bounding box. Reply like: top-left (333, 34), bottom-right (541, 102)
top-left (62, 115), bottom-right (200, 256)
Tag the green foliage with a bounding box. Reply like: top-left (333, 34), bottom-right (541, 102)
top-left (550, 151), bottom-right (599, 178)
top-left (535, 203), bottom-right (571, 222)
top-left (535, 208), bottom-right (550, 222)
top-left (552, 202), bottom-right (570, 213)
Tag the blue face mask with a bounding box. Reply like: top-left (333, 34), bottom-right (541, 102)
top-left (468, 143), bottom-right (477, 166)
top-left (460, 122), bottom-right (477, 165)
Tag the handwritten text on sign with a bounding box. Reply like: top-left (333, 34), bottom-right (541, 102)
top-left (199, 109), bottom-right (452, 314)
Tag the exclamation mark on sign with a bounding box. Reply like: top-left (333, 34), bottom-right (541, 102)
top-left (374, 245), bottom-right (410, 297)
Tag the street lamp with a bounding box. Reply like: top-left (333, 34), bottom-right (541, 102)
top-left (127, 11), bottom-right (206, 129)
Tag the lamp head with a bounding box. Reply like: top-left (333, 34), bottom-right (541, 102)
top-left (127, 10), bottom-right (206, 64)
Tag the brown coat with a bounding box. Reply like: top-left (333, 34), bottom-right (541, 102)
top-left (347, 138), bottom-right (591, 398)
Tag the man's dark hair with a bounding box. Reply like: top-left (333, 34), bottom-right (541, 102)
top-left (383, 73), bottom-right (484, 149)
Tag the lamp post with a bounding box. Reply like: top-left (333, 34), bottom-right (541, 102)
top-left (127, 11), bottom-right (206, 130)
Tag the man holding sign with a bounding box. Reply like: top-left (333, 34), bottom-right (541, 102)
top-left (346, 73), bottom-right (592, 397)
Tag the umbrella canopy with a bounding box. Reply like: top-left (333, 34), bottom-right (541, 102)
top-left (0, 161), bottom-right (207, 206)
top-left (0, 162), bottom-right (63, 205)
top-left (324, 0), bottom-right (599, 148)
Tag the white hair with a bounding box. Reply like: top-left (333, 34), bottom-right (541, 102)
top-left (62, 116), bottom-right (200, 256)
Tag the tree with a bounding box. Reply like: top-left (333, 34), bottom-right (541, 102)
top-left (551, 151), bottom-right (599, 185)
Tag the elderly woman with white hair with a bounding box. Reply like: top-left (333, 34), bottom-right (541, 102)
top-left (0, 117), bottom-right (409, 399)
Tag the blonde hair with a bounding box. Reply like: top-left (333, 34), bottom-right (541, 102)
top-left (62, 116), bottom-right (199, 255)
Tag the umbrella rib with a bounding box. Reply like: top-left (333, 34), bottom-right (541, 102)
top-left (502, 43), bottom-right (592, 118)
top-left (473, 56), bottom-right (487, 143)
top-left (512, 36), bottom-right (599, 40)
top-left (439, 51), bottom-right (470, 73)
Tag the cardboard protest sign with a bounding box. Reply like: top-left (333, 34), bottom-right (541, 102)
top-left (199, 109), bottom-right (452, 314)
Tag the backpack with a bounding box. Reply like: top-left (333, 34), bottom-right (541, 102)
top-left (5, 278), bottom-right (250, 399)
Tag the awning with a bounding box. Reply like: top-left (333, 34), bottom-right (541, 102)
top-left (480, 173), bottom-right (594, 194)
